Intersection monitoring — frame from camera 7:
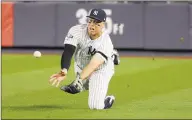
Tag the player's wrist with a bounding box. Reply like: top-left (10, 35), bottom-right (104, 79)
top-left (60, 68), bottom-right (68, 76)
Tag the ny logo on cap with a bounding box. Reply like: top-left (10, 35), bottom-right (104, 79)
top-left (93, 10), bottom-right (98, 16)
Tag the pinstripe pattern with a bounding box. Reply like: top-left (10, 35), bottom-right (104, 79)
top-left (88, 64), bottom-right (114, 109)
top-left (64, 24), bottom-right (115, 109)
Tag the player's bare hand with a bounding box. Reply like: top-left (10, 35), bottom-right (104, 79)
top-left (49, 71), bottom-right (67, 87)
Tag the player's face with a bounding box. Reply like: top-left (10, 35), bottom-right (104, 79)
top-left (87, 18), bottom-right (104, 37)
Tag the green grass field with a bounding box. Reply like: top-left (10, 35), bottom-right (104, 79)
top-left (2, 53), bottom-right (192, 119)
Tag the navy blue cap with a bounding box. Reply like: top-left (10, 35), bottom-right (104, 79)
top-left (86, 9), bottom-right (106, 22)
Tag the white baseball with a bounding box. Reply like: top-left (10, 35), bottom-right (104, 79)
top-left (33, 51), bottom-right (41, 58)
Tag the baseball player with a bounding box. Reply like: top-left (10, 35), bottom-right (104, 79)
top-left (49, 8), bottom-right (120, 110)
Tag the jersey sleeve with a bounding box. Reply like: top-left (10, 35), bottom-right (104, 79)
top-left (96, 35), bottom-right (113, 63)
top-left (64, 26), bottom-right (80, 47)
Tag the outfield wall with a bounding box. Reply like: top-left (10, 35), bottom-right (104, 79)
top-left (2, 2), bottom-right (192, 50)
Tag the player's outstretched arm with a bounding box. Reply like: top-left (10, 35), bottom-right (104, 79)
top-left (49, 44), bottom-right (76, 87)
top-left (66, 53), bottom-right (105, 92)
top-left (80, 53), bottom-right (105, 80)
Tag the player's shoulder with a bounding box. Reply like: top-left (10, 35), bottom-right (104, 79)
top-left (100, 31), bottom-right (114, 47)
top-left (102, 31), bottom-right (112, 42)
top-left (102, 29), bottom-right (111, 39)
top-left (69, 24), bottom-right (87, 33)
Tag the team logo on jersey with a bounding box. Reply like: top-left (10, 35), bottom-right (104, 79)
top-left (93, 10), bottom-right (98, 16)
top-left (88, 46), bottom-right (96, 56)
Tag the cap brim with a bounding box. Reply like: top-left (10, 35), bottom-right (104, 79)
top-left (86, 16), bottom-right (103, 23)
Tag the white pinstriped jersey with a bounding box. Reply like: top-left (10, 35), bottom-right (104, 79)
top-left (64, 24), bottom-right (114, 71)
